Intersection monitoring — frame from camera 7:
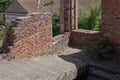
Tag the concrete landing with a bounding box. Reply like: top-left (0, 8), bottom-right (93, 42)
top-left (0, 55), bottom-right (87, 80)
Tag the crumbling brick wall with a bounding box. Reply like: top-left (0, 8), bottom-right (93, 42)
top-left (102, 0), bottom-right (120, 52)
top-left (1, 12), bottom-right (53, 59)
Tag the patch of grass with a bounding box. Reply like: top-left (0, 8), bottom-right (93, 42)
top-left (86, 39), bottom-right (116, 59)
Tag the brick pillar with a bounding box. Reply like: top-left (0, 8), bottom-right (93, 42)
top-left (64, 0), bottom-right (71, 32)
top-left (70, 0), bottom-right (78, 30)
top-left (70, 0), bottom-right (75, 30)
top-left (75, 0), bottom-right (78, 30)
top-left (60, 0), bottom-right (65, 33)
top-left (60, 0), bottom-right (78, 33)
top-left (101, 0), bottom-right (120, 52)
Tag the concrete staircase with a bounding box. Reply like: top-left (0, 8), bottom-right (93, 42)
top-left (0, 55), bottom-right (88, 80)
top-left (87, 62), bottom-right (120, 80)
top-left (62, 47), bottom-right (120, 80)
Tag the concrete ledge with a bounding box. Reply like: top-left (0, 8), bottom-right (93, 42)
top-left (0, 55), bottom-right (88, 80)
top-left (52, 34), bottom-right (69, 53)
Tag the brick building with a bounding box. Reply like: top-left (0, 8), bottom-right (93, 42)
top-left (0, 0), bottom-right (120, 60)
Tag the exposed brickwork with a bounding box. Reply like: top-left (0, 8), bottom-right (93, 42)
top-left (101, 0), bottom-right (120, 52)
top-left (70, 29), bottom-right (103, 46)
top-left (60, 0), bottom-right (78, 33)
top-left (0, 12), bottom-right (70, 60)
top-left (1, 12), bottom-right (53, 59)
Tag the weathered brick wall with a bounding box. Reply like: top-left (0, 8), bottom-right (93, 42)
top-left (102, 0), bottom-right (120, 52)
top-left (1, 12), bottom-right (53, 59)
top-left (70, 29), bottom-right (103, 46)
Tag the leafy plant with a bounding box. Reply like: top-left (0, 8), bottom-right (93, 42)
top-left (78, 7), bottom-right (88, 30)
top-left (52, 9), bottom-right (60, 36)
top-left (52, 22), bottom-right (60, 36)
top-left (0, 19), bottom-right (3, 25)
top-left (78, 4), bottom-right (101, 31)
top-left (0, 25), bottom-right (7, 40)
top-left (0, 0), bottom-right (13, 12)
top-left (49, 0), bottom-right (55, 6)
top-left (86, 39), bottom-right (116, 59)
top-left (0, 13), bottom-right (3, 25)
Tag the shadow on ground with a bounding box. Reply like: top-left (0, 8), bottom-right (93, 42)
top-left (59, 44), bottom-right (120, 80)
top-left (59, 54), bottom-right (89, 80)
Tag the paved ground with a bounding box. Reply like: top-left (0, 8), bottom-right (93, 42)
top-left (0, 54), bottom-right (87, 80)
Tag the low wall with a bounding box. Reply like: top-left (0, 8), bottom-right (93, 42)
top-left (52, 33), bottom-right (69, 53)
top-left (70, 29), bottom-right (103, 46)
top-left (0, 12), bottom-right (53, 59)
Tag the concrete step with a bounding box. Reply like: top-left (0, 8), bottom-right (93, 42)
top-left (0, 67), bottom-right (29, 80)
top-left (89, 67), bottom-right (120, 80)
top-left (87, 74), bottom-right (106, 80)
top-left (23, 57), bottom-right (77, 80)
top-left (0, 60), bottom-right (51, 80)
top-left (87, 61), bottom-right (120, 74)
top-left (0, 55), bottom-right (88, 80)
top-left (13, 58), bottom-right (75, 80)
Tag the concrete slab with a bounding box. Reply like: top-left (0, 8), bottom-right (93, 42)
top-left (0, 55), bottom-right (87, 80)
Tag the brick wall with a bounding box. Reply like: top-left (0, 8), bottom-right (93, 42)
top-left (70, 29), bottom-right (103, 46)
top-left (0, 12), bottom-right (53, 59)
top-left (102, 0), bottom-right (120, 52)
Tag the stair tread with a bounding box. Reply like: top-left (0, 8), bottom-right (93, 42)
top-left (87, 75), bottom-right (106, 80)
top-left (89, 68), bottom-right (120, 80)
top-left (88, 61), bottom-right (120, 74)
